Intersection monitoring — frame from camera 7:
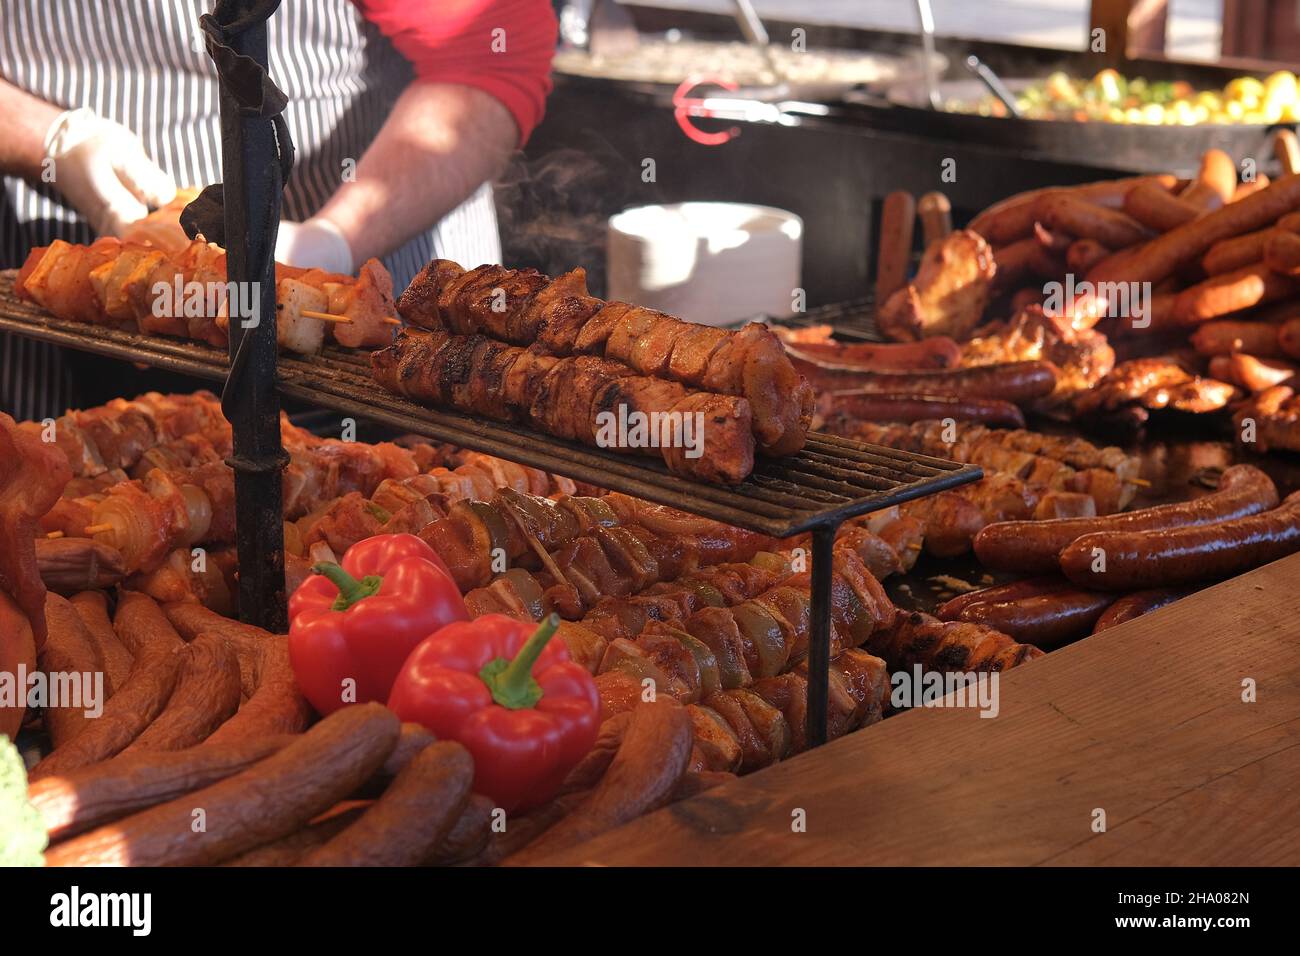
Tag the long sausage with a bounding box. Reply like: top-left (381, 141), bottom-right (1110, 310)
top-left (973, 464), bottom-right (1279, 573)
top-left (1179, 149), bottom-right (1237, 211)
top-left (935, 576), bottom-right (1079, 620)
top-left (1172, 262), bottom-right (1300, 324)
top-left (502, 702), bottom-right (693, 865)
top-left (1190, 319), bottom-right (1286, 357)
top-left (30, 639), bottom-right (185, 779)
top-left (1060, 490), bottom-right (1300, 590)
top-left (117, 632), bottom-right (241, 753)
top-left (1041, 193), bottom-right (1152, 249)
top-left (956, 590), bottom-right (1117, 649)
top-left (202, 636), bottom-right (313, 745)
top-left (816, 391), bottom-right (1025, 427)
top-left (784, 337), bottom-right (960, 370)
top-left (1092, 589), bottom-right (1188, 633)
top-left (876, 191), bottom-right (916, 305)
top-left (113, 591), bottom-right (184, 657)
top-left (794, 359), bottom-right (1057, 404)
top-left (43, 702), bottom-right (399, 867)
top-left (163, 601), bottom-right (277, 700)
top-left (1087, 173), bottom-right (1300, 290)
top-left (30, 735), bottom-right (292, 842)
top-left (69, 591), bottom-right (132, 696)
top-left (1202, 227), bottom-right (1276, 276)
top-left (39, 593), bottom-right (107, 748)
top-left (297, 741), bottom-right (474, 867)
top-left (1226, 353), bottom-right (1298, 392)
top-left (1123, 181), bottom-right (1201, 232)
top-left (969, 175), bottom-right (1177, 245)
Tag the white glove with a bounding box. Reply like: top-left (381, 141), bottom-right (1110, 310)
top-left (275, 218), bottom-right (354, 275)
top-left (42, 108), bottom-right (177, 237)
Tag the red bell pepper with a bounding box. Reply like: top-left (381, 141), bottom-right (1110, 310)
top-left (288, 533), bottom-right (467, 716)
top-left (388, 613), bottom-right (599, 812)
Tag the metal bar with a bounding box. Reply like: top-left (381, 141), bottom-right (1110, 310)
top-left (806, 523), bottom-right (836, 748)
top-left (214, 9), bottom-right (288, 632)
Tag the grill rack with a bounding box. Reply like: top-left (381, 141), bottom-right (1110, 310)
top-left (1, 273), bottom-right (981, 744)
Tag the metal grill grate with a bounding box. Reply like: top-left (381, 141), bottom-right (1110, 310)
top-left (1, 273), bottom-right (980, 537)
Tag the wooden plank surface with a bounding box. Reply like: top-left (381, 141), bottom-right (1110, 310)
top-left (530, 552), bottom-right (1300, 866)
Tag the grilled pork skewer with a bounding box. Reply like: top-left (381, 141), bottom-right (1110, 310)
top-left (372, 329), bottom-right (756, 484)
top-left (15, 238), bottom-right (398, 351)
top-left (397, 259), bottom-right (813, 456)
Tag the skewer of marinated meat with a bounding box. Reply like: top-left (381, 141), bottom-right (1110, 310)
top-left (372, 329), bottom-right (756, 484)
top-left (396, 259), bottom-right (812, 456)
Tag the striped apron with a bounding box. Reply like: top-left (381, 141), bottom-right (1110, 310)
top-left (0, 0), bottom-right (502, 419)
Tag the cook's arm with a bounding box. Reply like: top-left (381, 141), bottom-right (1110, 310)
top-left (293, 0), bottom-right (557, 267)
top-left (0, 78), bottom-right (60, 179)
top-left (311, 81), bottom-right (517, 266)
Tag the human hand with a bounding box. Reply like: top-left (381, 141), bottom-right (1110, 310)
top-left (275, 218), bottom-right (354, 275)
top-left (42, 108), bottom-right (176, 236)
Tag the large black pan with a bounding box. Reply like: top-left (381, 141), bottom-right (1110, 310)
top-left (874, 77), bottom-right (1286, 176)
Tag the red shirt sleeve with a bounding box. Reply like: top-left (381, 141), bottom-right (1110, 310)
top-left (351, 0), bottom-right (558, 145)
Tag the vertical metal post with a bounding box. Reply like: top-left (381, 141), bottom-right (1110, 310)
top-left (215, 9), bottom-right (288, 632)
top-left (806, 523), bottom-right (836, 748)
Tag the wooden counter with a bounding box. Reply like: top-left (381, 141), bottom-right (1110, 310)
top-left (532, 552), bottom-right (1300, 866)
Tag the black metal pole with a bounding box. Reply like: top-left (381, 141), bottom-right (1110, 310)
top-left (806, 523), bottom-right (836, 748)
top-left (212, 5), bottom-right (288, 631)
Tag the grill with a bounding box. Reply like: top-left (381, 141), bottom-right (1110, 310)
top-left (0, 271), bottom-right (981, 743)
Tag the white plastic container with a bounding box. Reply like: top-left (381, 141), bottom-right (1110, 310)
top-left (606, 202), bottom-right (802, 326)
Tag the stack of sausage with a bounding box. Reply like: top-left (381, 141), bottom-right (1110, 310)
top-left (371, 259), bottom-right (815, 484)
top-left (929, 463), bottom-right (1300, 646)
top-left (13, 236), bottom-right (399, 351)
top-left (965, 152), bottom-right (1300, 439)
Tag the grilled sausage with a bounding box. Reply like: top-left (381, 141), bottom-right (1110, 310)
top-left (796, 360), bottom-right (1057, 404)
top-left (1172, 262), bottom-right (1300, 325)
top-left (1060, 490), bottom-right (1300, 590)
top-left (1190, 319), bottom-right (1286, 357)
top-left (1123, 181), bottom-right (1201, 232)
top-left (30, 639), bottom-right (185, 779)
top-left (1092, 589), bottom-right (1188, 633)
top-left (816, 392), bottom-right (1025, 428)
top-left (117, 632), bottom-right (240, 753)
top-left (1179, 149), bottom-right (1237, 211)
top-left (69, 591), bottom-right (132, 696)
top-left (973, 464), bottom-right (1279, 573)
top-left (39, 594), bottom-right (106, 748)
top-left (43, 702), bottom-right (400, 867)
top-left (956, 590), bottom-right (1118, 649)
top-left (876, 191), bottom-right (916, 305)
top-left (29, 735), bottom-right (293, 841)
top-left (1202, 227), bottom-right (1277, 276)
top-left (1041, 193), bottom-right (1153, 249)
top-left (298, 741), bottom-right (474, 867)
top-left (502, 701), bottom-right (693, 865)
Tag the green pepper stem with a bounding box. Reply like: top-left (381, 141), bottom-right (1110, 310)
top-left (312, 562), bottom-right (383, 612)
top-left (481, 613), bottom-right (560, 710)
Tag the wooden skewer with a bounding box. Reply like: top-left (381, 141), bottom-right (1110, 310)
top-left (382, 317), bottom-right (403, 326)
top-left (301, 310), bottom-right (352, 323)
top-left (83, 523), bottom-right (114, 535)
top-left (907, 543), bottom-right (924, 552)
top-left (45, 530), bottom-right (64, 540)
top-left (1128, 477), bottom-right (1152, 488)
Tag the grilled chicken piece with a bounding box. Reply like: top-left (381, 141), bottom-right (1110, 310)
top-left (963, 306), bottom-right (1115, 411)
top-left (878, 229), bottom-right (996, 342)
